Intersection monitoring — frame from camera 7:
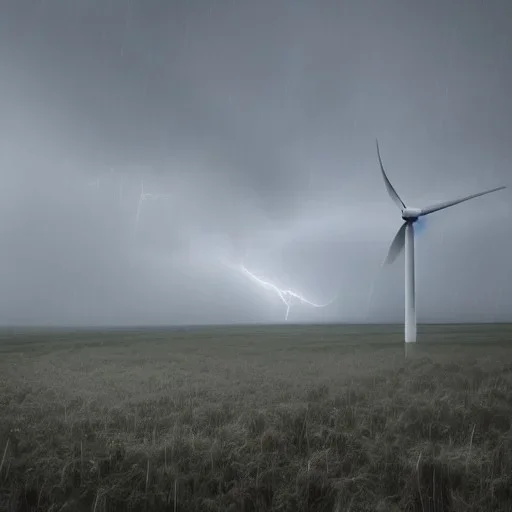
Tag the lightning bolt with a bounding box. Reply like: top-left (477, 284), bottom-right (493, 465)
top-left (87, 170), bottom-right (173, 231)
top-left (135, 180), bottom-right (171, 229)
top-left (240, 262), bottom-right (336, 321)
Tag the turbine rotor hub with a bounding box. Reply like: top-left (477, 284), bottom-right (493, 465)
top-left (401, 207), bottom-right (421, 222)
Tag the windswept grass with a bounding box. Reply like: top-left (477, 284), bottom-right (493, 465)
top-left (0, 324), bottom-right (511, 511)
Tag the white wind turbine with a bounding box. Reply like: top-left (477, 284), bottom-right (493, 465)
top-left (376, 140), bottom-right (506, 343)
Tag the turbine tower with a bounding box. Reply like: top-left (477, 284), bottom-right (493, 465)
top-left (376, 140), bottom-right (506, 343)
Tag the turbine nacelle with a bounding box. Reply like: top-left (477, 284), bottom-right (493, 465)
top-left (401, 208), bottom-right (421, 221)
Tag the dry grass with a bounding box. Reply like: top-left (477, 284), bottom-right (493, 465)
top-left (0, 324), bottom-right (511, 511)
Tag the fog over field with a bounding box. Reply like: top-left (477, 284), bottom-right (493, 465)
top-left (1, 0), bottom-right (511, 326)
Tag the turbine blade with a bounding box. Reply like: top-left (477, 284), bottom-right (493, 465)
top-left (419, 186), bottom-right (506, 217)
top-left (385, 222), bottom-right (407, 265)
top-left (376, 139), bottom-right (406, 210)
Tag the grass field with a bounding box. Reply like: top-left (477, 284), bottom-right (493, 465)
top-left (1, 324), bottom-right (511, 511)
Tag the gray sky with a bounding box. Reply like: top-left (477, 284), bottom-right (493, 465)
top-left (1, 0), bottom-right (511, 326)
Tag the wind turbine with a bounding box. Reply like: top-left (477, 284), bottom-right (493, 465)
top-left (376, 140), bottom-right (506, 343)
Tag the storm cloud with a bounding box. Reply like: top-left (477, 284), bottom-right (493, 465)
top-left (0, 0), bottom-right (511, 326)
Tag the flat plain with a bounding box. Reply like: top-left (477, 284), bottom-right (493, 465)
top-left (0, 323), bottom-right (511, 511)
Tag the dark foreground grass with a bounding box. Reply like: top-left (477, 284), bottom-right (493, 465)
top-left (0, 324), bottom-right (512, 511)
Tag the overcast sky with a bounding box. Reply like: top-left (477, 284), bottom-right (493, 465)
top-left (0, 0), bottom-right (511, 326)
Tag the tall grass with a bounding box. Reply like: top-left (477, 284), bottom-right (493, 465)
top-left (0, 325), bottom-right (511, 511)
